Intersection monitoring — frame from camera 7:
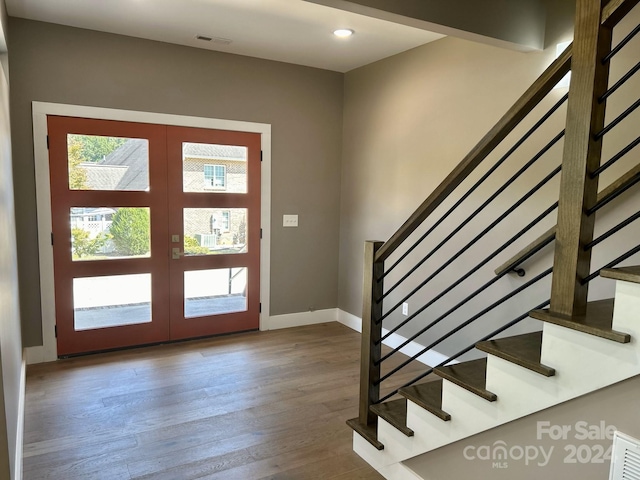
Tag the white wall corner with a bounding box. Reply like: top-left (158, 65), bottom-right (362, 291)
top-left (338, 309), bottom-right (363, 332)
top-left (379, 461), bottom-right (424, 480)
top-left (337, 309), bottom-right (455, 367)
top-left (25, 346), bottom-right (48, 366)
top-left (267, 308), bottom-right (338, 330)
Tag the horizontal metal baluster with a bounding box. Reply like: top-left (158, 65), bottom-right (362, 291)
top-left (591, 135), bottom-right (640, 178)
top-left (379, 202), bottom-right (557, 343)
top-left (378, 162), bottom-right (561, 325)
top-left (587, 171), bottom-right (640, 214)
top-left (377, 272), bottom-right (502, 358)
top-left (602, 23), bottom-right (640, 64)
top-left (378, 132), bottom-right (564, 314)
top-left (375, 268), bottom-right (552, 383)
top-left (581, 243), bottom-right (640, 284)
top-left (585, 210), bottom-right (640, 250)
top-left (380, 94), bottom-right (569, 282)
top-left (594, 98), bottom-right (640, 140)
top-left (600, 60), bottom-right (640, 102)
top-left (375, 299), bottom-right (551, 403)
top-left (498, 225), bottom-right (557, 274)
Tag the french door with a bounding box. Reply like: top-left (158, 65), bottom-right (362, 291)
top-left (48, 116), bottom-right (261, 355)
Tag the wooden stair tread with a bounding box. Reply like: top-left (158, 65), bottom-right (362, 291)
top-left (346, 418), bottom-right (384, 450)
top-left (399, 379), bottom-right (451, 421)
top-left (434, 358), bottom-right (497, 401)
top-left (370, 399), bottom-right (414, 437)
top-left (530, 299), bottom-right (630, 343)
top-left (601, 266), bottom-right (640, 284)
top-left (476, 332), bottom-right (555, 377)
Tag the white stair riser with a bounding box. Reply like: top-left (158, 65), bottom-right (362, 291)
top-left (485, 355), bottom-right (560, 412)
top-left (540, 322), bottom-right (640, 395)
top-left (353, 431), bottom-right (395, 471)
top-left (612, 281), bottom-right (640, 335)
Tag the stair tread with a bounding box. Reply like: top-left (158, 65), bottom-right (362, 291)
top-left (434, 358), bottom-right (497, 401)
top-left (476, 332), bottom-right (555, 377)
top-left (601, 266), bottom-right (640, 284)
top-left (530, 299), bottom-right (630, 343)
top-left (399, 379), bottom-right (451, 421)
top-left (346, 418), bottom-right (384, 450)
top-left (370, 399), bottom-right (414, 437)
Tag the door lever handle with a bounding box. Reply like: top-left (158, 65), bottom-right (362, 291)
top-left (172, 248), bottom-right (186, 260)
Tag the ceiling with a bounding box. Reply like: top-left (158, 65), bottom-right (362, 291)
top-left (5, 0), bottom-right (445, 73)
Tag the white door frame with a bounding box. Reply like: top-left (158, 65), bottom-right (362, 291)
top-left (28, 101), bottom-right (271, 363)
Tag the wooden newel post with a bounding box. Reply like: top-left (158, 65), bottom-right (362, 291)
top-left (550, 0), bottom-right (612, 317)
top-left (359, 240), bottom-right (384, 426)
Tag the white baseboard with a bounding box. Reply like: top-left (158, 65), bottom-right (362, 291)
top-left (25, 307), bottom-right (450, 368)
top-left (25, 309), bottom-right (339, 363)
top-left (337, 309), bottom-right (455, 367)
top-left (267, 308), bottom-right (338, 330)
top-left (14, 352), bottom-right (26, 480)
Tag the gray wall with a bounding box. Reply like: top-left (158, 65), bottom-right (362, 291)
top-left (8, 18), bottom-right (344, 347)
top-left (339, 0), bottom-right (640, 357)
top-left (406, 375), bottom-right (640, 479)
top-left (0, 0), bottom-right (25, 476)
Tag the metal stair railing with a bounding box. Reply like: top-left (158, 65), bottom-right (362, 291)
top-left (351, 0), bottom-right (640, 440)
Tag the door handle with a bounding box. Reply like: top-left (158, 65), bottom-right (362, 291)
top-left (172, 247), bottom-right (186, 260)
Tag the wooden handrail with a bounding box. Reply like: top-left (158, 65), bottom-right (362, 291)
top-left (494, 226), bottom-right (557, 276)
top-left (495, 161), bottom-right (640, 276)
top-left (374, 47), bottom-right (572, 264)
top-left (601, 0), bottom-right (640, 27)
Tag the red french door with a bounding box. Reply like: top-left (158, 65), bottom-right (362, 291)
top-left (48, 116), bottom-right (260, 355)
top-left (167, 126), bottom-right (261, 340)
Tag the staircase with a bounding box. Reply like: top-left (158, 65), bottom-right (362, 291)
top-left (347, 1), bottom-right (640, 478)
top-left (352, 268), bottom-right (640, 478)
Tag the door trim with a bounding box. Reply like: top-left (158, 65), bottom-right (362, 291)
top-left (29, 101), bottom-right (271, 363)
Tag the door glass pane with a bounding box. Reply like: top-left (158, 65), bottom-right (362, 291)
top-left (67, 135), bottom-right (149, 191)
top-left (183, 208), bottom-right (247, 255)
top-left (182, 142), bottom-right (247, 193)
top-left (73, 274), bottom-right (152, 330)
top-left (184, 268), bottom-right (247, 318)
top-left (71, 207), bottom-right (151, 261)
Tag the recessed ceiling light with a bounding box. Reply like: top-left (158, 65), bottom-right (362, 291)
top-left (333, 29), bottom-right (354, 38)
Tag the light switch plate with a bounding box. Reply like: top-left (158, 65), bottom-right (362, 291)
top-left (283, 215), bottom-right (299, 227)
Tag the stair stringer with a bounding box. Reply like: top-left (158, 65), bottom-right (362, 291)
top-left (353, 279), bottom-right (640, 479)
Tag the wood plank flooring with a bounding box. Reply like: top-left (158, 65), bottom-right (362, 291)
top-left (24, 322), bottom-right (427, 479)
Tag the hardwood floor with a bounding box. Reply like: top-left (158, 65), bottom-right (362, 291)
top-left (23, 322), bottom-right (427, 479)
